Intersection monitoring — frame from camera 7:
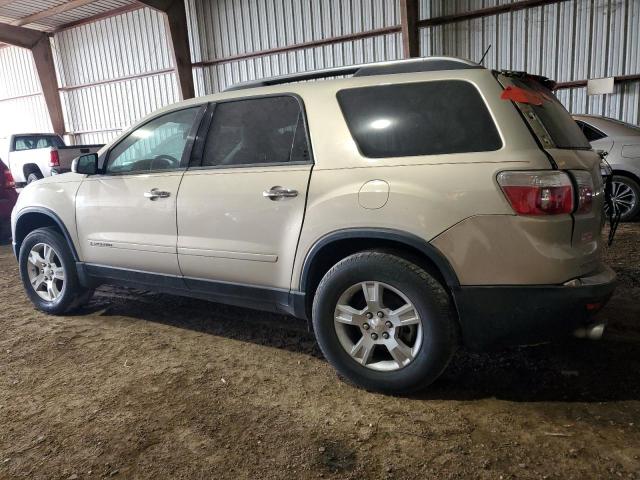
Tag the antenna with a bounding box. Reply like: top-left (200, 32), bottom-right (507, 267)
top-left (479, 44), bottom-right (492, 65)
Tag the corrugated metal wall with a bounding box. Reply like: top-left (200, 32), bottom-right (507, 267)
top-left (421, 0), bottom-right (640, 124)
top-left (52, 7), bottom-right (179, 144)
top-left (185, 0), bottom-right (403, 95)
top-left (0, 45), bottom-right (52, 155)
top-left (1, 0), bottom-right (638, 149)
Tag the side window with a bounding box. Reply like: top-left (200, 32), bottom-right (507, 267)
top-left (106, 107), bottom-right (201, 174)
top-left (575, 120), bottom-right (607, 142)
top-left (201, 96), bottom-right (310, 167)
top-left (337, 80), bottom-right (502, 158)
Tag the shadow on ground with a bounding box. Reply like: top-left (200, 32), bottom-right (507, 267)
top-left (88, 282), bottom-right (640, 405)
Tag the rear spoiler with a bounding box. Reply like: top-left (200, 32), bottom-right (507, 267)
top-left (497, 70), bottom-right (557, 91)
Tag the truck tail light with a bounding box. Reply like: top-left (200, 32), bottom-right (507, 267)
top-left (49, 149), bottom-right (60, 167)
top-left (571, 170), bottom-right (595, 214)
top-left (2, 167), bottom-right (15, 189)
top-left (497, 170), bottom-right (574, 215)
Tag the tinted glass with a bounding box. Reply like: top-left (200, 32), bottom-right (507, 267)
top-left (14, 135), bottom-right (64, 151)
top-left (202, 96), bottom-right (309, 167)
top-left (337, 81), bottom-right (502, 158)
top-left (106, 107), bottom-right (200, 174)
top-left (506, 78), bottom-right (591, 149)
top-left (575, 120), bottom-right (607, 142)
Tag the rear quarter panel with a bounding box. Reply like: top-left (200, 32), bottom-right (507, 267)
top-left (8, 148), bottom-right (52, 182)
top-left (290, 70), bottom-right (552, 289)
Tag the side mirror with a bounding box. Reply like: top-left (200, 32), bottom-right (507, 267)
top-left (72, 153), bottom-right (98, 175)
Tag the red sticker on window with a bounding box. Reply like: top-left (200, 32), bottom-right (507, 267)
top-left (500, 86), bottom-right (545, 106)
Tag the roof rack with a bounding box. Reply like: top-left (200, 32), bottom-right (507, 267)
top-left (224, 56), bottom-right (481, 92)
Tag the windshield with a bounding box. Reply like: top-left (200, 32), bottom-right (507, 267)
top-left (498, 74), bottom-right (591, 150)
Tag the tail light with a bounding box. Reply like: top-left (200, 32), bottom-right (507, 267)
top-left (49, 149), bottom-right (60, 167)
top-left (571, 170), bottom-right (595, 214)
top-left (2, 167), bottom-right (15, 189)
top-left (497, 170), bottom-right (574, 215)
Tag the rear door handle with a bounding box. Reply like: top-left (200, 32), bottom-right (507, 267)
top-left (263, 186), bottom-right (298, 200)
top-left (144, 188), bottom-right (171, 200)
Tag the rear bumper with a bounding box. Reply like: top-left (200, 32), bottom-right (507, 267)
top-left (453, 265), bottom-right (617, 350)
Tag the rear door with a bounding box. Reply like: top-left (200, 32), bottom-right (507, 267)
top-left (177, 95), bottom-right (313, 293)
top-left (76, 106), bottom-right (203, 276)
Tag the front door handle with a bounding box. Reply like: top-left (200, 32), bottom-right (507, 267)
top-left (144, 188), bottom-right (171, 200)
top-left (263, 186), bottom-right (298, 201)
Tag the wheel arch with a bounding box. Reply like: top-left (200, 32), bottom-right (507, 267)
top-left (23, 163), bottom-right (43, 178)
top-left (298, 228), bottom-right (460, 319)
top-left (612, 168), bottom-right (640, 186)
top-left (13, 207), bottom-right (80, 262)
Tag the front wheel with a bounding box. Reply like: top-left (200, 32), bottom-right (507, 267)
top-left (19, 227), bottom-right (93, 315)
top-left (312, 252), bottom-right (457, 394)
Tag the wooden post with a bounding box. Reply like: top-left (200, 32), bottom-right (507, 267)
top-left (0, 23), bottom-right (66, 135)
top-left (137, 0), bottom-right (195, 100)
top-left (400, 0), bottom-right (420, 58)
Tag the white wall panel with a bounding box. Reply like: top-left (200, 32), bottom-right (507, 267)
top-left (52, 7), bottom-right (178, 143)
top-left (0, 46), bottom-right (52, 141)
top-left (422, 0), bottom-right (640, 124)
top-left (187, 0), bottom-right (403, 94)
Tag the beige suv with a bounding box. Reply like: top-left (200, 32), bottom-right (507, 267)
top-left (11, 57), bottom-right (616, 393)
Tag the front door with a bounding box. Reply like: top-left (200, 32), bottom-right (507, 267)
top-left (76, 107), bottom-right (203, 276)
top-left (177, 96), bottom-right (313, 291)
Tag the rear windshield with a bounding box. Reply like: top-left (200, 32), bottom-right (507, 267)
top-left (501, 77), bottom-right (591, 149)
top-left (12, 135), bottom-right (64, 151)
top-left (337, 80), bottom-right (502, 158)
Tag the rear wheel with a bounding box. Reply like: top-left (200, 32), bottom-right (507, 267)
top-left (26, 171), bottom-right (43, 184)
top-left (19, 227), bottom-right (93, 315)
top-left (312, 251), bottom-right (457, 393)
top-left (606, 175), bottom-right (640, 221)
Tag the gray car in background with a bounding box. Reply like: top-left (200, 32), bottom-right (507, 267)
top-left (573, 115), bottom-right (640, 221)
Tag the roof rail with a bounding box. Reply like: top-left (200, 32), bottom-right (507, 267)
top-left (224, 56), bottom-right (481, 92)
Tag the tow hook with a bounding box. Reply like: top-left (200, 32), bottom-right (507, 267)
top-left (573, 322), bottom-right (606, 340)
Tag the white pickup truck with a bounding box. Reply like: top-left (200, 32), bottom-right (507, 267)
top-left (5, 133), bottom-right (103, 187)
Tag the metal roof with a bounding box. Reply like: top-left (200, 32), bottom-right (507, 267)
top-left (0, 0), bottom-right (136, 31)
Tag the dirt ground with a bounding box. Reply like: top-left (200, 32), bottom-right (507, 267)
top-left (0, 225), bottom-right (639, 480)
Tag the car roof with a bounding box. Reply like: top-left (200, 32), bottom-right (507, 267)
top-left (145, 56), bottom-right (487, 116)
top-left (224, 56), bottom-right (482, 91)
top-left (573, 114), bottom-right (640, 137)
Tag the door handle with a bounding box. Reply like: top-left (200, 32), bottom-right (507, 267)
top-left (263, 186), bottom-right (298, 200)
top-left (144, 188), bottom-right (171, 200)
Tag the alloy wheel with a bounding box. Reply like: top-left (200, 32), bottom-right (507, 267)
top-left (333, 281), bottom-right (423, 372)
top-left (26, 243), bottom-right (65, 302)
top-left (605, 179), bottom-right (638, 219)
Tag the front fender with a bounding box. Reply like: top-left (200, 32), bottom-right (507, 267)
top-left (12, 174), bottom-right (84, 259)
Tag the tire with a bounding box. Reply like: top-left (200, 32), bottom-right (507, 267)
top-left (312, 251), bottom-right (457, 394)
top-left (608, 175), bottom-right (640, 221)
top-left (19, 227), bottom-right (93, 315)
top-left (26, 171), bottom-right (43, 184)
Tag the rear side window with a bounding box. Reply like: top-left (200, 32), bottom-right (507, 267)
top-left (337, 80), bottom-right (502, 158)
top-left (201, 96), bottom-right (310, 167)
